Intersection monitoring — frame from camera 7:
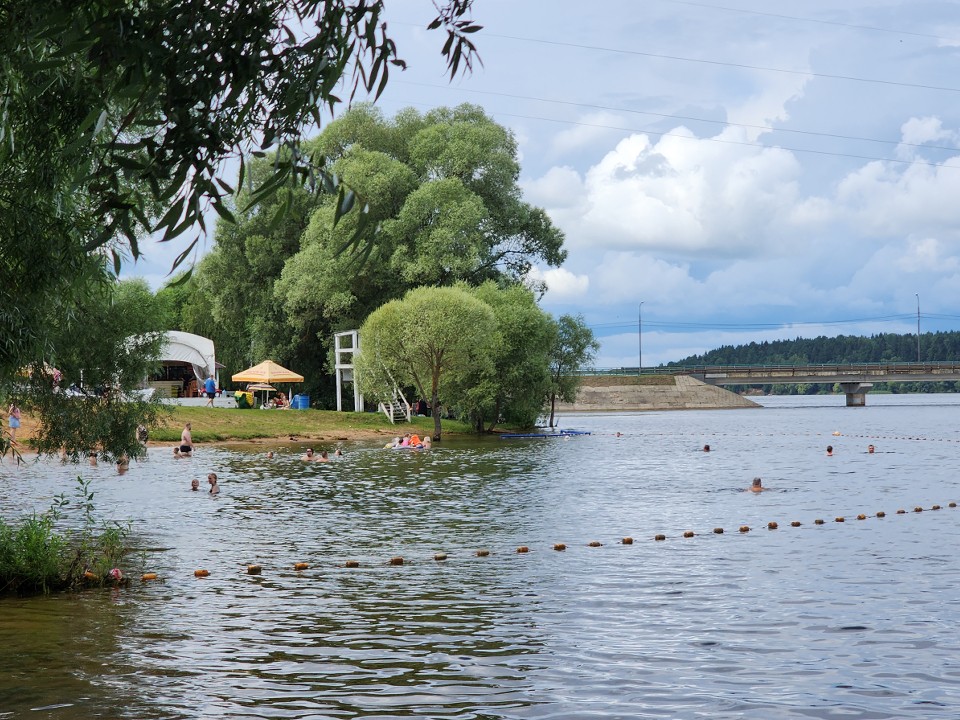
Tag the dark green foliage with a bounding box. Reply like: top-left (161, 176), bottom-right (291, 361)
top-left (0, 478), bottom-right (129, 596)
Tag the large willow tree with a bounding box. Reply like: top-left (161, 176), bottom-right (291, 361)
top-left (180, 103), bottom-right (567, 406)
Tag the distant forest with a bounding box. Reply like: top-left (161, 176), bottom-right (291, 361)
top-left (667, 331), bottom-right (960, 395)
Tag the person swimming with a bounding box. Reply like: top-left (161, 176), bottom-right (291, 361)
top-left (749, 477), bottom-right (765, 492)
top-left (826, 445), bottom-right (833, 456)
top-left (703, 444), bottom-right (710, 452)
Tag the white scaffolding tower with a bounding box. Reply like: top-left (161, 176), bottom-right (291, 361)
top-left (334, 330), bottom-right (364, 412)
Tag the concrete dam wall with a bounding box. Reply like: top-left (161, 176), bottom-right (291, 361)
top-left (555, 375), bottom-right (760, 413)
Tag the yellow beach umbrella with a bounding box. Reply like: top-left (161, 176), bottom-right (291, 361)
top-left (231, 360), bottom-right (304, 384)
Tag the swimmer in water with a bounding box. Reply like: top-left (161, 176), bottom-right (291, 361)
top-left (703, 444), bottom-right (710, 452)
top-left (826, 445), bottom-right (833, 456)
top-left (749, 477), bottom-right (765, 492)
top-left (867, 444), bottom-right (875, 454)
top-left (191, 479), bottom-right (200, 491)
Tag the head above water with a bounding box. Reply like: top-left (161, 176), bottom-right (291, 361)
top-left (191, 479), bottom-right (200, 491)
top-left (752, 477), bottom-right (762, 488)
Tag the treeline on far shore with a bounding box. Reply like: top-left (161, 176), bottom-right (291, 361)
top-left (669, 331), bottom-right (960, 395)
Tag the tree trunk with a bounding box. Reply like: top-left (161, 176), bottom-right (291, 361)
top-left (431, 391), bottom-right (442, 440)
top-left (548, 392), bottom-right (557, 428)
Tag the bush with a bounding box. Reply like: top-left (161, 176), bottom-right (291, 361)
top-left (0, 477), bottom-right (130, 596)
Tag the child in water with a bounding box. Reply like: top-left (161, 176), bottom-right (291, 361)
top-left (191, 479), bottom-right (200, 491)
top-left (208, 473), bottom-right (219, 494)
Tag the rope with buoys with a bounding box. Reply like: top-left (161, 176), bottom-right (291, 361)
top-left (121, 500), bottom-right (958, 582)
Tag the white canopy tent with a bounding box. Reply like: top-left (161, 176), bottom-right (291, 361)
top-left (147, 331), bottom-right (219, 398)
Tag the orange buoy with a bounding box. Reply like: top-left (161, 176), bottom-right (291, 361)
top-left (654, 534), bottom-right (666, 541)
top-left (434, 553), bottom-right (448, 561)
top-left (835, 517), bottom-right (845, 523)
top-left (950, 502), bottom-right (957, 508)
top-left (856, 514), bottom-right (866, 521)
top-left (814, 519), bottom-right (825, 525)
top-left (553, 543), bottom-right (566, 551)
top-left (767, 522), bottom-right (778, 530)
top-left (932, 505), bottom-right (942, 510)
top-left (344, 560), bottom-right (360, 568)
top-left (622, 537), bottom-right (634, 545)
top-left (588, 541), bottom-right (602, 547)
top-left (914, 507), bottom-right (923, 513)
top-left (876, 511), bottom-right (886, 518)
top-left (83, 570), bottom-right (98, 581)
top-left (516, 546), bottom-right (529, 554)
top-left (294, 562), bottom-right (309, 571)
top-left (247, 565), bottom-right (262, 575)
top-left (140, 572), bottom-right (158, 581)
top-left (389, 557), bottom-right (404, 565)
top-left (683, 531), bottom-right (695, 538)
top-left (713, 527), bottom-right (724, 534)
top-left (790, 521), bottom-right (801, 527)
top-left (194, 569), bottom-right (210, 578)
top-left (739, 526), bottom-right (750, 533)
top-left (476, 549), bottom-right (490, 557)
top-left (896, 509), bottom-right (906, 514)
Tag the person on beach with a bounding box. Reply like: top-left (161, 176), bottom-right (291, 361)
top-left (204, 374), bottom-right (217, 407)
top-left (749, 477), bottom-right (765, 492)
top-left (7, 402), bottom-right (21, 444)
top-left (180, 422), bottom-right (193, 453)
top-left (208, 473), bottom-right (219, 494)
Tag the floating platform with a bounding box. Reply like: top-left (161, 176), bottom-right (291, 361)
top-left (499, 429), bottom-right (592, 439)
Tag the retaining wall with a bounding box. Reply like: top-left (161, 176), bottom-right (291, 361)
top-left (556, 375), bottom-right (759, 412)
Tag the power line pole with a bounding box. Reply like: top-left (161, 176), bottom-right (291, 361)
top-left (916, 293), bottom-right (921, 362)
top-left (638, 301), bottom-right (644, 376)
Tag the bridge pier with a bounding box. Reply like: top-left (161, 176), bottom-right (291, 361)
top-left (840, 382), bottom-right (873, 407)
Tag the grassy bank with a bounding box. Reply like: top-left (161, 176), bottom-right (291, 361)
top-left (150, 407), bottom-right (473, 444)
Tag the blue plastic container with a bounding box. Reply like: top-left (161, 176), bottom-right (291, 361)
top-left (296, 394), bottom-right (309, 409)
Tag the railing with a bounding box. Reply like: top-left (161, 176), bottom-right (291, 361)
top-left (377, 389), bottom-right (411, 424)
top-left (575, 361), bottom-right (960, 377)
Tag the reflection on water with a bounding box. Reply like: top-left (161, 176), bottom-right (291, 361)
top-left (3, 395), bottom-right (960, 717)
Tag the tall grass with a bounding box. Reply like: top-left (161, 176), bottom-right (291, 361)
top-left (0, 477), bottom-right (130, 596)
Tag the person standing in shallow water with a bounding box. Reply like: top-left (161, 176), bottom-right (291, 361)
top-left (180, 422), bottom-right (193, 453)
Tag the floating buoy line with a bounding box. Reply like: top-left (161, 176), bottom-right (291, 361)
top-left (118, 500), bottom-right (957, 583)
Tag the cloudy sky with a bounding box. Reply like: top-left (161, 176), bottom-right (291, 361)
top-left (128, 0), bottom-right (960, 368)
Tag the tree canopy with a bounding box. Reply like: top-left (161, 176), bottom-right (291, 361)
top-left (177, 103), bottom-right (566, 405)
top-left (546, 315), bottom-right (599, 428)
top-left (355, 286), bottom-right (497, 439)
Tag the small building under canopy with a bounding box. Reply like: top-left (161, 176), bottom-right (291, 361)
top-left (147, 331), bottom-right (218, 398)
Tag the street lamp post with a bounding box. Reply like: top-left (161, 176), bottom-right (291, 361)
top-left (916, 293), bottom-right (921, 363)
top-left (638, 302), bottom-right (644, 376)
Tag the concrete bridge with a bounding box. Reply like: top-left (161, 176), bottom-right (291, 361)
top-left (655, 361), bottom-right (960, 406)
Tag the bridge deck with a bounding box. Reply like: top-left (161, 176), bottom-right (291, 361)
top-left (589, 362), bottom-right (960, 386)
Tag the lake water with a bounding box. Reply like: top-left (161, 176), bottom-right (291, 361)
top-left (3, 394), bottom-right (960, 719)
